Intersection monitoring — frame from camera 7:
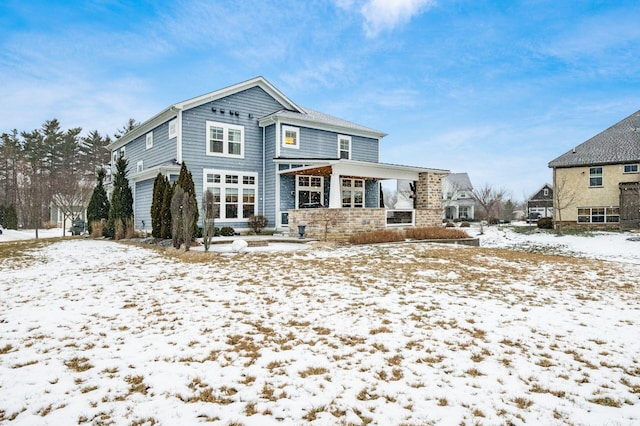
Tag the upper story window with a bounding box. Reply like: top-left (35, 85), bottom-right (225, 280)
top-left (168, 119), bottom-right (178, 139)
top-left (338, 135), bottom-right (351, 159)
top-left (624, 164), bottom-right (638, 173)
top-left (282, 125), bottom-right (299, 149)
top-left (206, 121), bottom-right (244, 158)
top-left (589, 167), bottom-right (603, 187)
top-left (543, 188), bottom-right (549, 196)
top-left (146, 132), bottom-right (153, 149)
top-left (136, 160), bottom-right (144, 173)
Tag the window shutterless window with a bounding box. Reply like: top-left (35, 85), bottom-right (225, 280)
top-left (203, 169), bottom-right (257, 220)
top-left (589, 167), bottom-right (602, 187)
top-left (206, 121), bottom-right (244, 157)
top-left (282, 125), bottom-right (299, 149)
top-left (577, 206), bottom-right (619, 223)
top-left (146, 132), bottom-right (153, 149)
top-left (624, 164), bottom-right (638, 173)
top-left (341, 178), bottom-right (365, 208)
top-left (168, 119), bottom-right (178, 139)
top-left (338, 135), bottom-right (351, 160)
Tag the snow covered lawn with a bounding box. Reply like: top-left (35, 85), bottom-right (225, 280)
top-left (1, 228), bottom-right (639, 425)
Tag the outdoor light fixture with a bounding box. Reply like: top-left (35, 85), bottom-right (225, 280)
top-left (211, 107), bottom-right (216, 113)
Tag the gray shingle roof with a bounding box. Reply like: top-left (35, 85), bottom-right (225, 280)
top-left (262, 107), bottom-right (387, 138)
top-left (548, 109), bottom-right (640, 168)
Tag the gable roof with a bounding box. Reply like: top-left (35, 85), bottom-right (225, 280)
top-left (527, 183), bottom-right (552, 201)
top-left (109, 76), bottom-right (303, 150)
top-left (442, 172), bottom-right (473, 190)
top-left (548, 109), bottom-right (640, 168)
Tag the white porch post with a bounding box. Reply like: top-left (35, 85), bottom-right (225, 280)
top-left (329, 169), bottom-right (341, 208)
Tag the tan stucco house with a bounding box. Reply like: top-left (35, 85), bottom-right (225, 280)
top-left (548, 109), bottom-right (640, 229)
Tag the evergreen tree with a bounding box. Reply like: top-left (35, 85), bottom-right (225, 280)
top-left (105, 156), bottom-right (133, 239)
top-left (86, 169), bottom-right (110, 233)
top-left (160, 180), bottom-right (173, 239)
top-left (175, 162), bottom-right (199, 239)
top-left (4, 204), bottom-right (18, 229)
top-left (151, 173), bottom-right (166, 238)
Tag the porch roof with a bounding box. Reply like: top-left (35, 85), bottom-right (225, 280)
top-left (276, 158), bottom-right (449, 181)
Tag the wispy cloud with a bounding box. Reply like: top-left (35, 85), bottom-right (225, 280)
top-left (360, 0), bottom-right (436, 37)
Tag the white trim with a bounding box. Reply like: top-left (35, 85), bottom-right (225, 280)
top-left (136, 160), bottom-right (144, 173)
top-left (260, 115), bottom-right (386, 140)
top-left (145, 132), bottom-right (153, 149)
top-left (338, 134), bottom-right (351, 160)
top-left (205, 120), bottom-right (245, 158)
top-left (282, 125), bottom-right (300, 149)
top-left (177, 110), bottom-right (183, 163)
top-left (202, 169), bottom-right (258, 221)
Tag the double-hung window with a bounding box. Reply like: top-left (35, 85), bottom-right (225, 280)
top-left (282, 125), bottom-right (299, 149)
top-left (206, 121), bottom-right (244, 158)
top-left (589, 167), bottom-right (603, 187)
top-left (203, 170), bottom-right (257, 220)
top-left (338, 135), bottom-right (351, 159)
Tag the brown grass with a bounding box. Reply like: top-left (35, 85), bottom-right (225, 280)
top-left (348, 229), bottom-right (405, 245)
top-left (404, 226), bottom-right (470, 240)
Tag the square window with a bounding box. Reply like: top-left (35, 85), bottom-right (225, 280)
top-left (206, 121), bottom-right (244, 157)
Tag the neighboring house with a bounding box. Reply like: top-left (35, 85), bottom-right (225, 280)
top-left (108, 77), bottom-right (448, 239)
top-left (526, 183), bottom-right (553, 220)
top-left (548, 109), bottom-right (640, 229)
top-left (442, 173), bottom-right (475, 220)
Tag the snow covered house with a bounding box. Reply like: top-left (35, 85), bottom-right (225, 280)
top-left (108, 77), bottom-right (448, 239)
top-left (442, 173), bottom-right (475, 220)
top-left (548, 109), bottom-right (640, 229)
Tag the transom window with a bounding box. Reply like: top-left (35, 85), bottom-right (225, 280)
top-left (589, 167), bottom-right (603, 187)
top-left (206, 121), bottom-right (244, 158)
top-left (577, 207), bottom-right (619, 223)
top-left (341, 178), bottom-right (364, 208)
top-left (203, 169), bottom-right (257, 220)
top-left (338, 135), bottom-right (351, 159)
top-left (282, 125), bottom-right (300, 149)
top-left (624, 164), bottom-right (638, 173)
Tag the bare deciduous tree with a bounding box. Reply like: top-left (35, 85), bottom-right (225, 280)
top-left (552, 171), bottom-right (577, 235)
top-left (472, 183), bottom-right (508, 223)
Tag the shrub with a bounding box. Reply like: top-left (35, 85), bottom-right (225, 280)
top-left (405, 227), bottom-right (470, 240)
top-left (445, 221), bottom-right (455, 227)
top-left (90, 220), bottom-right (105, 238)
top-left (220, 226), bottom-right (235, 237)
top-left (489, 218), bottom-right (500, 225)
top-left (460, 221), bottom-right (471, 228)
top-left (349, 229), bottom-right (405, 245)
top-left (537, 217), bottom-right (553, 229)
top-left (213, 227), bottom-right (221, 237)
top-left (248, 215), bottom-right (268, 234)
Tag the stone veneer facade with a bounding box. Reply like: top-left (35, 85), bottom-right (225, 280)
top-left (288, 171), bottom-right (447, 240)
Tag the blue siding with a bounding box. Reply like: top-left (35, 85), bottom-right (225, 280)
top-left (264, 124), bottom-right (277, 225)
top-left (135, 179), bottom-right (154, 232)
top-left (181, 87), bottom-right (285, 228)
top-left (114, 121), bottom-right (177, 177)
top-left (279, 125), bottom-right (378, 162)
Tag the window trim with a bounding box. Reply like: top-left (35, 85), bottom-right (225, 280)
top-left (577, 206), bottom-right (619, 224)
top-left (296, 175), bottom-right (324, 208)
top-left (146, 132), bottom-right (153, 149)
top-left (203, 169), bottom-right (257, 221)
top-left (136, 160), bottom-right (144, 173)
top-left (341, 178), bottom-right (365, 208)
top-left (338, 135), bottom-right (351, 160)
top-left (206, 121), bottom-right (245, 158)
top-left (282, 125), bottom-right (300, 149)
top-left (589, 166), bottom-right (603, 187)
top-left (623, 164), bottom-right (638, 174)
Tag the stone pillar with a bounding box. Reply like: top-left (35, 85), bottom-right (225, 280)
top-left (415, 171), bottom-right (447, 227)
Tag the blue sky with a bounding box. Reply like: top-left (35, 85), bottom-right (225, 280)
top-left (2, 0), bottom-right (639, 201)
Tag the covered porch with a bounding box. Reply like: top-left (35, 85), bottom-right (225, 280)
top-left (276, 159), bottom-right (448, 240)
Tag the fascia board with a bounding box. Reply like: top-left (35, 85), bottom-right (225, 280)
top-left (261, 115), bottom-right (387, 140)
top-left (108, 107), bottom-right (178, 150)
